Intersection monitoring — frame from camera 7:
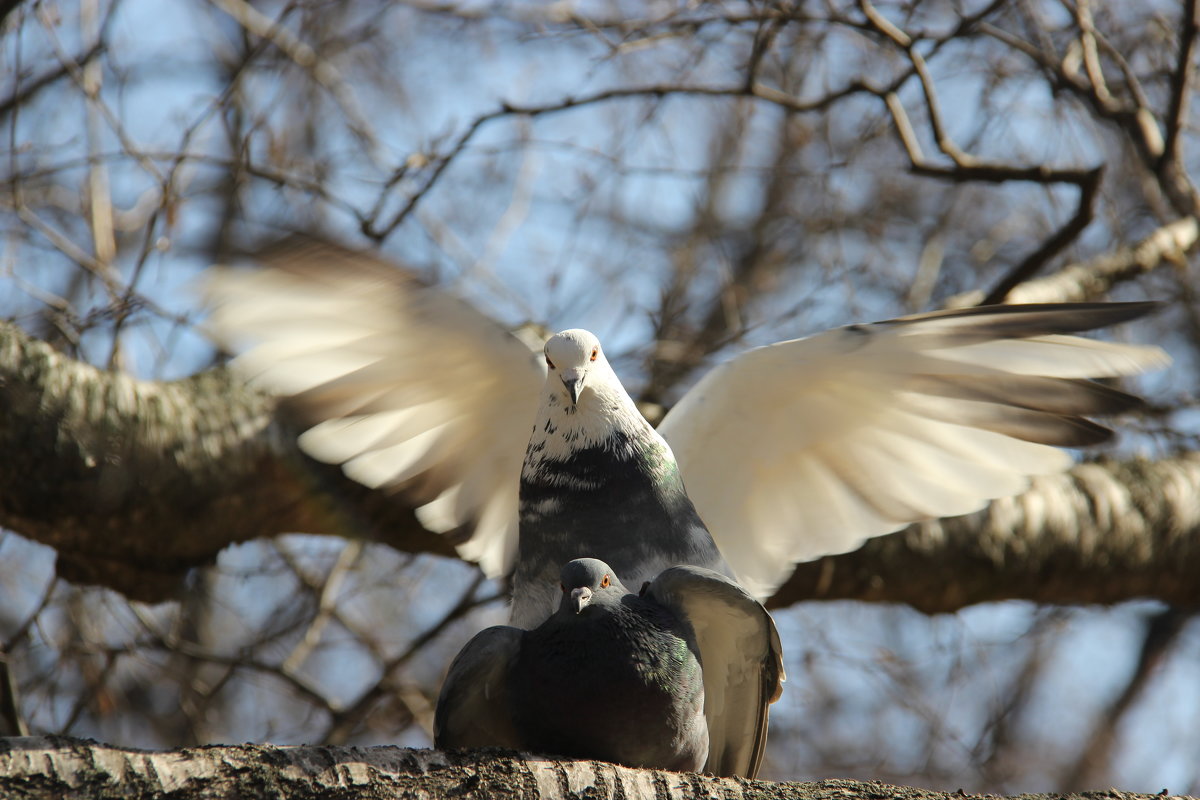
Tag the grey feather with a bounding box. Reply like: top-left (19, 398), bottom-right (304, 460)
top-left (882, 301), bottom-right (1161, 339)
top-left (435, 559), bottom-right (721, 774)
top-left (643, 565), bottom-right (785, 779)
top-left (902, 374), bottom-right (1144, 417)
top-left (433, 627), bottom-right (523, 751)
top-left (512, 329), bottom-right (729, 629)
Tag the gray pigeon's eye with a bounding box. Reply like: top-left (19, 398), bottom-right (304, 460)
top-left (590, 347), bottom-right (598, 362)
top-left (600, 574), bottom-right (610, 588)
top-left (546, 356), bottom-right (555, 370)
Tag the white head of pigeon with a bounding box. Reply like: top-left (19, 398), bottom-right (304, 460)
top-left (545, 329), bottom-right (601, 405)
top-left (526, 329), bottom-right (638, 460)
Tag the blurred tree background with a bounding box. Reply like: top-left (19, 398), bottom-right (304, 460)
top-left (1, 0), bottom-right (1198, 793)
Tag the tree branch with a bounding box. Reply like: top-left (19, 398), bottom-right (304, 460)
top-left (0, 320), bottom-right (453, 602)
top-left (1, 317), bottom-right (1192, 613)
top-left (1157, 0), bottom-right (1200, 214)
top-left (1061, 607), bottom-right (1192, 788)
top-left (979, 167), bottom-right (1104, 305)
top-left (880, 40), bottom-right (1107, 304)
top-left (772, 457), bottom-right (1200, 613)
top-left (946, 216), bottom-right (1199, 307)
top-left (0, 737), bottom-right (1182, 800)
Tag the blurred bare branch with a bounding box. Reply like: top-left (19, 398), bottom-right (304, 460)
top-left (1061, 608), bottom-right (1193, 790)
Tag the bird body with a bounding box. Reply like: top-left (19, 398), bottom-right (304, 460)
top-left (435, 558), bottom-right (781, 777)
top-left (513, 329), bottom-right (727, 628)
top-left (513, 562), bottom-right (708, 772)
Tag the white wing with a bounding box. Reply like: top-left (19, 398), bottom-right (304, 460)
top-left (203, 238), bottom-right (544, 578)
top-left (659, 303), bottom-right (1171, 600)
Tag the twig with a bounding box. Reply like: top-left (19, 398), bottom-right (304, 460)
top-left (208, 0), bottom-right (385, 167)
top-left (980, 167), bottom-right (1103, 305)
top-left (946, 216), bottom-right (1198, 306)
top-left (364, 80), bottom-right (888, 240)
top-left (281, 541), bottom-right (364, 675)
top-left (1074, 0), bottom-right (1115, 109)
top-left (1159, 0), bottom-right (1200, 210)
top-left (1060, 608), bottom-right (1193, 790)
top-left (873, 6), bottom-right (1107, 302)
top-left (0, 42), bottom-right (106, 119)
top-left (0, 654), bottom-right (28, 736)
top-left (322, 572), bottom-right (500, 745)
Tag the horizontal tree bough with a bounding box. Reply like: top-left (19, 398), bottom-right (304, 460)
top-left (1, 312), bottom-right (1194, 611)
top-left (0, 737), bottom-right (1188, 800)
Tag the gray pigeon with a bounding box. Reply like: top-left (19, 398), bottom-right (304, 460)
top-left (435, 558), bottom-right (784, 778)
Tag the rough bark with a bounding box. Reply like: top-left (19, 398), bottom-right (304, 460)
top-left (0, 320), bottom-right (452, 602)
top-left (0, 737), bottom-right (1185, 800)
top-left (1, 318), bottom-right (1190, 611)
top-left (773, 457), bottom-right (1200, 612)
top-left (946, 216), bottom-right (1199, 307)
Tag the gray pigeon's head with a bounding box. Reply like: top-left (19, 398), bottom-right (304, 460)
top-left (543, 329), bottom-right (611, 406)
top-left (558, 558), bottom-right (629, 615)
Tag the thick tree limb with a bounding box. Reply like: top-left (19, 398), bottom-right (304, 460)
top-left (0, 0), bottom-right (22, 28)
top-left (0, 319), bottom-right (1190, 612)
top-left (0, 320), bottom-right (451, 602)
top-left (0, 737), bottom-right (1182, 800)
top-left (773, 457), bottom-right (1200, 613)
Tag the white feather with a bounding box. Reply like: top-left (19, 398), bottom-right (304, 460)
top-left (931, 335), bottom-right (1171, 377)
top-left (660, 319), bottom-right (1168, 599)
top-left (203, 242), bottom-right (543, 579)
top-left (205, 247), bottom-right (1167, 597)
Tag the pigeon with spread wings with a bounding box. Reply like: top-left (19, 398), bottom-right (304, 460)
top-left (204, 239), bottom-right (1169, 610)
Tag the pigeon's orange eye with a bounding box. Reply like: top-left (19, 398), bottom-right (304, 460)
top-left (590, 347), bottom-right (598, 362)
top-left (600, 574), bottom-right (610, 588)
top-left (546, 356), bottom-right (555, 369)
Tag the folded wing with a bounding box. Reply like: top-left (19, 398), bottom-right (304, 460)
top-left (434, 626), bottom-right (523, 749)
top-left (645, 565), bottom-right (785, 779)
top-left (658, 303), bottom-right (1170, 600)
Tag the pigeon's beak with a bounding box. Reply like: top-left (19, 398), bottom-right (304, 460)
top-left (570, 586), bottom-right (592, 614)
top-left (561, 368), bottom-right (585, 405)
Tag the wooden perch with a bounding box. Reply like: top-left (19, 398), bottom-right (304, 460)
top-left (2, 317), bottom-right (1199, 611)
top-left (0, 737), bottom-right (1187, 800)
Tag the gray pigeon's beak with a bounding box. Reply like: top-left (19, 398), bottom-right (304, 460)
top-left (561, 368), bottom-right (585, 405)
top-left (570, 586), bottom-right (592, 614)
